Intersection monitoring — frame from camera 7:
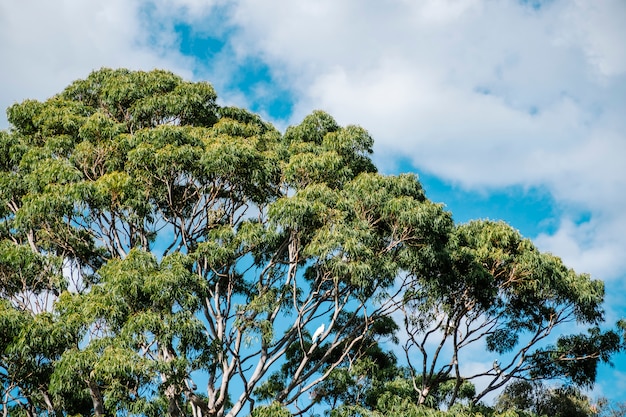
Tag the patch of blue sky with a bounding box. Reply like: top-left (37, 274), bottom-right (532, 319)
top-left (175, 23), bottom-right (226, 61)
top-left (173, 21), bottom-right (295, 122)
top-left (388, 158), bottom-right (558, 240)
top-left (222, 57), bottom-right (295, 121)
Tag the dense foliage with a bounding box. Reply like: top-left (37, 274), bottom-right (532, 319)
top-left (0, 69), bottom-right (623, 417)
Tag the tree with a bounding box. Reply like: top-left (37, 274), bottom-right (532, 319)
top-left (495, 380), bottom-right (601, 417)
top-left (397, 220), bottom-right (622, 406)
top-left (0, 68), bottom-right (452, 417)
top-left (1, 68), bottom-right (622, 417)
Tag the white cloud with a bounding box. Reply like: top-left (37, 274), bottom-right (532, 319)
top-left (557, 0), bottom-right (626, 78)
top-left (0, 0), bottom-right (198, 128)
top-left (536, 216), bottom-right (626, 280)
top-left (213, 0), bottom-right (626, 285)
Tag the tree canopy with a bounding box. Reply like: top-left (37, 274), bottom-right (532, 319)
top-left (0, 68), bottom-right (623, 417)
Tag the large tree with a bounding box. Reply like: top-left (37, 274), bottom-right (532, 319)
top-left (0, 68), bottom-right (622, 417)
top-left (0, 68), bottom-right (451, 417)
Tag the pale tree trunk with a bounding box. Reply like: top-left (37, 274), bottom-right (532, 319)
top-left (40, 390), bottom-right (64, 417)
top-left (160, 345), bottom-right (186, 417)
top-left (187, 392), bottom-right (212, 417)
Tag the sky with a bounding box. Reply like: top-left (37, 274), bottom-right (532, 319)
top-left (1, 0), bottom-right (625, 406)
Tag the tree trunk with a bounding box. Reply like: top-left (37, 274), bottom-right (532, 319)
top-left (167, 391), bottom-right (182, 417)
top-left (88, 379), bottom-right (105, 417)
top-left (40, 390), bottom-right (63, 417)
top-left (188, 393), bottom-right (213, 417)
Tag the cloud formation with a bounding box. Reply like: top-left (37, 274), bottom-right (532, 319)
top-left (217, 0), bottom-right (626, 281)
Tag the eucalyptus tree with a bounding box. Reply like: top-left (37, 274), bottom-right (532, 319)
top-left (0, 68), bottom-right (452, 417)
top-left (398, 220), bottom-right (622, 407)
top-left (495, 380), bottom-right (597, 417)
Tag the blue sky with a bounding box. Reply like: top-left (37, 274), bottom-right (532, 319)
top-left (1, 0), bottom-right (625, 405)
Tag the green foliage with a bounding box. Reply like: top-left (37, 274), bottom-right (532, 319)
top-left (399, 219), bottom-right (618, 406)
top-left (1, 68), bottom-right (450, 417)
top-left (529, 326), bottom-right (623, 387)
top-left (331, 395), bottom-right (535, 417)
top-left (0, 241), bottom-right (65, 298)
top-left (0, 68), bottom-right (622, 417)
top-left (248, 402), bottom-right (292, 417)
top-left (495, 380), bottom-right (598, 417)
